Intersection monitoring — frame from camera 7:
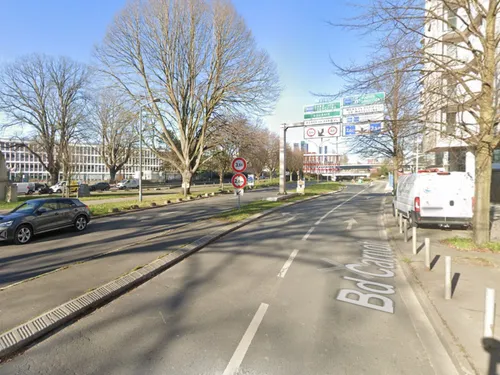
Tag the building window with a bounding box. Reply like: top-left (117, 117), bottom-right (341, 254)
top-left (445, 43), bottom-right (458, 60)
top-left (494, 149), bottom-right (500, 164)
top-left (446, 7), bottom-right (458, 30)
top-left (446, 112), bottom-right (457, 135)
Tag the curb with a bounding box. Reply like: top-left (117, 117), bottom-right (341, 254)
top-left (381, 203), bottom-right (477, 375)
top-left (0, 187), bottom-right (343, 361)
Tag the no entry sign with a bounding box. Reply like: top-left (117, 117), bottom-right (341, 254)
top-left (232, 157), bottom-right (247, 173)
top-left (231, 173), bottom-right (247, 189)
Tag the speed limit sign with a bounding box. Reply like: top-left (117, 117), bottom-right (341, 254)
top-left (232, 157), bottom-right (247, 173)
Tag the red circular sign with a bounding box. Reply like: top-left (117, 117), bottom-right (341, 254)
top-left (328, 126), bottom-right (338, 136)
top-left (306, 128), bottom-right (316, 137)
top-left (231, 173), bottom-right (247, 189)
top-left (232, 157), bottom-right (247, 173)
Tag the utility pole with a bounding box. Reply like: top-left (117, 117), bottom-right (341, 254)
top-left (138, 98), bottom-right (161, 202)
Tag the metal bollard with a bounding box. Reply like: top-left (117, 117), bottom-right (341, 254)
top-left (484, 288), bottom-right (496, 338)
top-left (412, 226), bottom-right (417, 254)
top-left (425, 238), bottom-right (431, 270)
top-left (403, 219), bottom-right (408, 242)
top-left (399, 213), bottom-right (403, 234)
top-left (445, 256), bottom-right (452, 299)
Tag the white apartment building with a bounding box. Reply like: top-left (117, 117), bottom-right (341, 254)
top-left (0, 139), bottom-right (163, 182)
top-left (421, 0), bottom-right (500, 175)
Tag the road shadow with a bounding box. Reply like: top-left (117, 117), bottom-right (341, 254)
top-left (483, 337), bottom-right (500, 375)
top-left (430, 255), bottom-right (440, 270)
top-left (451, 272), bottom-right (460, 297)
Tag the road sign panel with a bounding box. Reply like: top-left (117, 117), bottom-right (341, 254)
top-left (342, 92), bottom-right (385, 107)
top-left (343, 122), bottom-right (384, 136)
top-left (304, 117), bottom-right (341, 126)
top-left (231, 173), bottom-right (247, 189)
top-left (304, 101), bottom-right (341, 113)
top-left (344, 113), bottom-right (384, 123)
top-left (342, 104), bottom-right (384, 116)
top-left (304, 124), bottom-right (340, 139)
top-left (247, 174), bottom-right (255, 187)
top-left (231, 157), bottom-right (247, 173)
top-left (304, 110), bottom-right (341, 120)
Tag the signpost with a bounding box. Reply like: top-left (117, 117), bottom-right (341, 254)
top-left (231, 158), bottom-right (247, 209)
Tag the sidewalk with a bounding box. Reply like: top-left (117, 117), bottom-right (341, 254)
top-left (385, 204), bottom-right (500, 375)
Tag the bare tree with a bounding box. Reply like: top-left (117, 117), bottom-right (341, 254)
top-left (0, 54), bottom-right (89, 185)
top-left (89, 90), bottom-right (137, 183)
top-left (286, 147), bottom-right (304, 181)
top-left (95, 0), bottom-right (280, 196)
top-left (329, 28), bottom-right (422, 187)
top-left (347, 0), bottom-right (500, 243)
top-left (206, 117), bottom-right (257, 189)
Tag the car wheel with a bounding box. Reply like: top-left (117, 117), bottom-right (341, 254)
top-left (74, 215), bottom-right (88, 232)
top-left (56, 189), bottom-right (62, 193)
top-left (14, 225), bottom-right (32, 245)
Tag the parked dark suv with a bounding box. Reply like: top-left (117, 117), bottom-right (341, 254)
top-left (89, 182), bottom-right (110, 191)
top-left (0, 198), bottom-right (91, 244)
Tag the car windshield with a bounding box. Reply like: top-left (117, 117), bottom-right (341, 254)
top-left (10, 201), bottom-right (40, 214)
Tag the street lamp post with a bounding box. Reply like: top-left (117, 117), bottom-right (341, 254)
top-left (139, 98), bottom-right (160, 202)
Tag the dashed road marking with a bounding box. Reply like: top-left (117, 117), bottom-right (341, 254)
top-left (222, 303), bottom-right (269, 375)
top-left (302, 227), bottom-right (315, 241)
top-left (278, 249), bottom-right (299, 278)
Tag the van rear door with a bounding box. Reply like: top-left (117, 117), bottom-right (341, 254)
top-left (420, 173), bottom-right (473, 219)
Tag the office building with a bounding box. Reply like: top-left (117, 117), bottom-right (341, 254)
top-left (420, 0), bottom-right (500, 176)
top-left (0, 139), bottom-right (162, 182)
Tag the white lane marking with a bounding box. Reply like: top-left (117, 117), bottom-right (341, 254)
top-left (222, 303), bottom-right (269, 375)
top-left (284, 215), bottom-right (296, 223)
top-left (302, 227), bottom-right (315, 241)
top-left (315, 188), bottom-right (367, 225)
top-left (278, 249), bottom-right (299, 278)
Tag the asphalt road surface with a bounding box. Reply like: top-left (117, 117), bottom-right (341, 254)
top-left (0, 184), bottom-right (298, 288)
top-left (0, 183), bottom-right (457, 375)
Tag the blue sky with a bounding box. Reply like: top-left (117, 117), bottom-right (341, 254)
top-left (0, 0), bottom-right (374, 152)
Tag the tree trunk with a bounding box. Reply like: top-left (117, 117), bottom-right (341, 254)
top-left (219, 170), bottom-right (224, 189)
top-left (109, 167), bottom-right (117, 184)
top-left (289, 172), bottom-right (293, 182)
top-left (48, 165), bottom-right (60, 185)
top-left (182, 171), bottom-right (192, 197)
top-left (473, 144), bottom-right (492, 244)
top-left (392, 155), bottom-right (400, 191)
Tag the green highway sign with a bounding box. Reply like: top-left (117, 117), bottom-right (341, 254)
top-left (304, 110), bottom-right (341, 120)
top-left (342, 92), bottom-right (385, 107)
top-left (303, 101), bottom-right (341, 113)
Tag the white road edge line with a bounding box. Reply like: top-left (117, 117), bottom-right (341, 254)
top-left (278, 249), bottom-right (299, 278)
top-left (222, 303), bottom-right (269, 375)
top-left (302, 226), bottom-right (315, 241)
top-left (315, 188), bottom-right (368, 225)
top-left (378, 202), bottom-right (459, 375)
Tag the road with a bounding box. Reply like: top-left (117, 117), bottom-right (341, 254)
top-left (0, 184), bottom-right (295, 289)
top-left (0, 183), bottom-right (457, 375)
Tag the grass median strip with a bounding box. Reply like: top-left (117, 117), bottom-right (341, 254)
top-left (442, 236), bottom-right (500, 253)
top-left (215, 182), bottom-right (343, 222)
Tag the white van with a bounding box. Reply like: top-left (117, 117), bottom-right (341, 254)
top-left (14, 182), bottom-right (35, 195)
top-left (393, 172), bottom-right (474, 226)
top-left (117, 179), bottom-right (139, 190)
